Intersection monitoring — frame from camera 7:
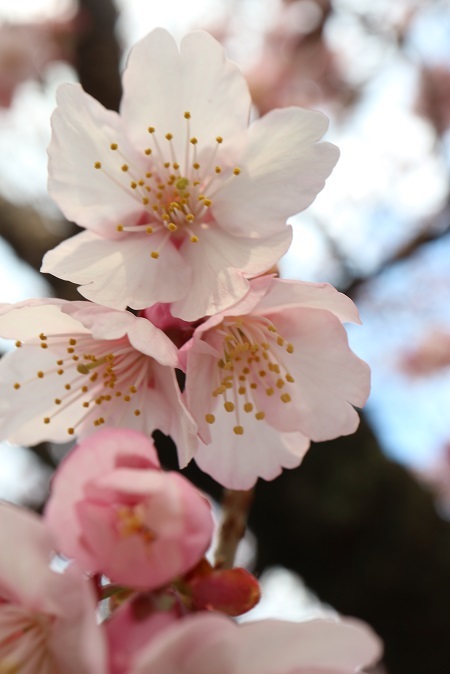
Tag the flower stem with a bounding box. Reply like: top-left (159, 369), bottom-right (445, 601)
top-left (214, 488), bottom-right (254, 569)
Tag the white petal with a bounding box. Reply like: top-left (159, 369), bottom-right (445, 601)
top-left (170, 226), bottom-right (291, 321)
top-left (213, 107), bottom-right (339, 236)
top-left (271, 308), bottom-right (370, 441)
top-left (255, 278), bottom-right (362, 324)
top-left (49, 84), bottom-right (145, 234)
top-left (194, 403), bottom-right (309, 490)
top-left (121, 29), bottom-right (250, 161)
top-left (42, 230), bottom-right (191, 310)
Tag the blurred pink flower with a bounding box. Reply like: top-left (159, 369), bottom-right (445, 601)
top-left (179, 275), bottom-right (370, 488)
top-left (0, 502), bottom-right (106, 674)
top-left (44, 428), bottom-right (214, 589)
top-left (399, 329), bottom-right (450, 376)
top-left (41, 27), bottom-right (339, 321)
top-left (0, 299), bottom-right (197, 465)
top-left (126, 612), bottom-right (382, 674)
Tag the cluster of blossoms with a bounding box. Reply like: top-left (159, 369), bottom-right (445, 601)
top-left (0, 28), bottom-right (379, 673)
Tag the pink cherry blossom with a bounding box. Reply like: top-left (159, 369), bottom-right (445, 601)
top-left (179, 276), bottom-right (370, 488)
top-left (44, 428), bottom-right (214, 589)
top-left (0, 299), bottom-right (197, 466)
top-left (126, 612), bottom-right (382, 674)
top-left (0, 501), bottom-right (106, 674)
top-left (41, 28), bottom-right (339, 321)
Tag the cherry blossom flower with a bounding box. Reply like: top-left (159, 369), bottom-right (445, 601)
top-left (41, 28), bottom-right (339, 321)
top-left (0, 299), bottom-right (197, 466)
top-left (125, 612), bottom-right (382, 674)
top-left (179, 275), bottom-right (370, 488)
top-left (44, 428), bottom-right (214, 589)
top-left (0, 502), bottom-right (106, 674)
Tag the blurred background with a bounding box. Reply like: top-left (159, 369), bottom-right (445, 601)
top-left (1, 1), bottom-right (450, 672)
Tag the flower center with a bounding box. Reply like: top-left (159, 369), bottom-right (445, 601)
top-left (93, 111), bottom-right (241, 258)
top-left (204, 317), bottom-right (295, 435)
top-left (116, 504), bottom-right (156, 544)
top-left (0, 604), bottom-right (55, 674)
top-left (12, 332), bottom-right (151, 436)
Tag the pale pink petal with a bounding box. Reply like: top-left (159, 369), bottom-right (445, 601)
top-left (0, 300), bottom-right (89, 341)
top-left (234, 618), bottom-right (382, 674)
top-left (41, 230), bottom-right (191, 310)
top-left (194, 400), bottom-right (309, 489)
top-left (61, 302), bottom-right (178, 367)
top-left (170, 226), bottom-right (291, 321)
top-left (49, 84), bottom-right (145, 234)
top-left (121, 29), bottom-right (250, 160)
top-left (267, 308), bottom-right (370, 441)
top-left (0, 503), bottom-right (57, 610)
top-left (213, 107), bottom-right (339, 237)
top-left (254, 278), bottom-right (362, 325)
top-left (131, 613), bottom-right (236, 674)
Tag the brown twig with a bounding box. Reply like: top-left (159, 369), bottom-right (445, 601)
top-left (214, 488), bottom-right (254, 569)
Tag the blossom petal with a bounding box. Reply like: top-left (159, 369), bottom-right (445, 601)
top-left (194, 401), bottom-right (309, 489)
top-left (48, 84), bottom-right (146, 234)
top-left (265, 308), bottom-right (370, 441)
top-left (170, 226), bottom-right (292, 321)
top-left (121, 29), bottom-right (250, 160)
top-left (213, 107), bottom-right (339, 236)
top-left (254, 277), bottom-right (362, 324)
top-left (41, 230), bottom-right (190, 310)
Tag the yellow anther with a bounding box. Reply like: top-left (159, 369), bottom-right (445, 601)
top-left (216, 136), bottom-right (223, 143)
top-left (130, 181), bottom-right (137, 189)
top-left (146, 226), bottom-right (153, 234)
top-left (134, 409), bottom-right (141, 416)
top-left (13, 382), bottom-right (20, 389)
top-left (250, 383), bottom-right (257, 389)
top-left (150, 251), bottom-right (160, 259)
top-left (185, 214), bottom-right (195, 222)
top-left (145, 148), bottom-right (152, 155)
top-left (266, 387), bottom-right (274, 396)
top-left (258, 370), bottom-right (266, 377)
top-left (281, 393), bottom-right (291, 403)
top-left (37, 371), bottom-right (44, 379)
top-left (238, 386), bottom-right (246, 395)
top-left (142, 197), bottom-right (149, 205)
top-left (173, 162), bottom-right (180, 170)
top-left (40, 343), bottom-right (48, 349)
top-left (164, 161), bottom-right (170, 168)
top-left (15, 340), bottom-right (22, 347)
top-left (168, 223), bottom-right (177, 232)
top-left (94, 161), bottom-right (101, 169)
top-left (286, 374), bottom-right (295, 383)
top-left (82, 386), bottom-right (89, 393)
top-left (116, 224), bottom-right (124, 232)
top-left (57, 369), bottom-right (64, 375)
top-left (165, 133), bottom-right (173, 140)
top-left (176, 177), bottom-right (189, 191)
top-left (276, 378), bottom-right (285, 389)
top-left (129, 386), bottom-right (137, 393)
top-left (65, 384), bottom-right (71, 390)
top-left (54, 398), bottom-right (61, 405)
top-left (69, 338), bottom-right (76, 345)
top-left (190, 137), bottom-right (198, 145)
top-left (244, 402), bottom-right (253, 413)
top-left (277, 336), bottom-right (284, 346)
top-left (233, 167), bottom-right (241, 175)
top-left (148, 126), bottom-right (155, 133)
top-left (124, 395), bottom-right (131, 402)
top-left (233, 425), bottom-right (244, 435)
top-left (268, 325), bottom-right (277, 332)
top-left (286, 343), bottom-right (294, 354)
top-left (83, 402), bottom-right (89, 408)
top-left (39, 333), bottom-right (47, 341)
top-left (224, 401), bottom-right (235, 412)
top-left (215, 166), bottom-right (222, 173)
top-left (110, 143), bottom-right (118, 150)
top-left (255, 411), bottom-right (265, 420)
top-left (193, 162), bottom-right (200, 170)
top-left (121, 164), bottom-right (129, 172)
top-left (43, 417), bottom-right (50, 424)
top-left (67, 347), bottom-right (74, 354)
top-left (190, 235), bottom-right (199, 243)
top-left (184, 111), bottom-right (191, 119)
top-left (205, 413), bottom-right (215, 424)
top-left (202, 199), bottom-right (212, 207)
top-left (68, 427), bottom-right (75, 435)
